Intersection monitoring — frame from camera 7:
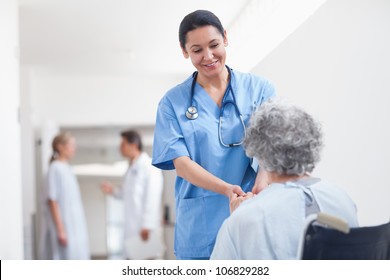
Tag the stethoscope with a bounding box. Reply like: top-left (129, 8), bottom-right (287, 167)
top-left (185, 66), bottom-right (246, 147)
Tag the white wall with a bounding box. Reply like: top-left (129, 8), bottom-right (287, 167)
top-left (30, 72), bottom-right (182, 127)
top-left (253, 0), bottom-right (390, 226)
top-left (20, 66), bottom-right (36, 259)
top-left (0, 0), bottom-right (24, 259)
top-left (21, 1), bottom-right (389, 259)
top-left (78, 176), bottom-right (109, 258)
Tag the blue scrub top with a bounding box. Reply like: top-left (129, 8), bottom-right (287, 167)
top-left (152, 68), bottom-right (275, 258)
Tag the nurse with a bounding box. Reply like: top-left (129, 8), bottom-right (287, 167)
top-left (152, 10), bottom-right (275, 259)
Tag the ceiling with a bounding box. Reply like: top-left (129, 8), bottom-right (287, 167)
top-left (17, 0), bottom-right (328, 129)
top-left (19, 0), bottom-right (250, 77)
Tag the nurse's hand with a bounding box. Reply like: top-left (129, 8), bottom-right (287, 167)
top-left (227, 184), bottom-right (245, 199)
top-left (230, 192), bottom-right (254, 213)
top-left (224, 185), bottom-right (245, 201)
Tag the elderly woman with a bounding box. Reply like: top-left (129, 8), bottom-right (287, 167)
top-left (210, 100), bottom-right (359, 260)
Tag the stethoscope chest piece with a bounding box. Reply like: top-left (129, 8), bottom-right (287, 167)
top-left (186, 106), bottom-right (198, 120)
top-left (185, 66), bottom-right (245, 147)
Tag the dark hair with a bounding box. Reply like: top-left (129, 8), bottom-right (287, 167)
top-left (179, 10), bottom-right (225, 49)
top-left (120, 129), bottom-right (143, 151)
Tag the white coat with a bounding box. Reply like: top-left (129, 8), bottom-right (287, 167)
top-left (113, 152), bottom-right (164, 258)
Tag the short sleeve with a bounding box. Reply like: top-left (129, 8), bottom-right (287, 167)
top-left (260, 79), bottom-right (276, 102)
top-left (47, 164), bottom-right (61, 201)
top-left (152, 99), bottom-right (190, 170)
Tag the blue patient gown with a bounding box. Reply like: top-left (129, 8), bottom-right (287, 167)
top-left (42, 161), bottom-right (90, 260)
top-left (152, 69), bottom-right (275, 258)
top-left (210, 180), bottom-right (359, 259)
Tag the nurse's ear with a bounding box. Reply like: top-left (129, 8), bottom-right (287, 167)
top-left (223, 30), bottom-right (229, 47)
top-left (181, 44), bottom-right (190, 59)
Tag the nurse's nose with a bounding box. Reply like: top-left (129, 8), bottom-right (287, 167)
top-left (203, 48), bottom-right (214, 60)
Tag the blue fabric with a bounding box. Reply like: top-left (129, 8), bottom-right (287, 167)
top-left (44, 161), bottom-right (90, 260)
top-left (152, 69), bottom-right (275, 258)
top-left (210, 180), bottom-right (359, 260)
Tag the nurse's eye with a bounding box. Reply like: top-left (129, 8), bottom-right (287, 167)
top-left (193, 49), bottom-right (202, 53)
top-left (210, 43), bottom-right (219, 48)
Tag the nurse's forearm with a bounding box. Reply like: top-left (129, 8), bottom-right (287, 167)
top-left (173, 156), bottom-right (236, 197)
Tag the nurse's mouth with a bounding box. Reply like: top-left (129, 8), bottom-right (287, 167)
top-left (204, 61), bottom-right (218, 67)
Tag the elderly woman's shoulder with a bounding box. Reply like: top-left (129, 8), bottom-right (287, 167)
top-left (311, 179), bottom-right (352, 196)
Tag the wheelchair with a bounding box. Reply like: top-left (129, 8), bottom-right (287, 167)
top-left (298, 212), bottom-right (390, 260)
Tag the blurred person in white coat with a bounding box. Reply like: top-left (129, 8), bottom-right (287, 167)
top-left (101, 130), bottom-right (164, 259)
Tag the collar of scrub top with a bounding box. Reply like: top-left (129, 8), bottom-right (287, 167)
top-left (186, 65), bottom-right (247, 148)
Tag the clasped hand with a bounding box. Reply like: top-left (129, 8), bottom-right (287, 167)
top-left (229, 191), bottom-right (254, 214)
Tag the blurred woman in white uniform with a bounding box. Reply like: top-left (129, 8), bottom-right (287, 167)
top-left (101, 130), bottom-right (164, 259)
top-left (42, 132), bottom-right (90, 260)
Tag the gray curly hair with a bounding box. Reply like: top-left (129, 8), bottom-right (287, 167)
top-left (244, 100), bottom-right (323, 176)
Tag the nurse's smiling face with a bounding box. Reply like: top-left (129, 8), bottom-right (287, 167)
top-left (182, 25), bottom-right (228, 79)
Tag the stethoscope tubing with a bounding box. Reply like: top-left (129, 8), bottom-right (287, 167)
top-left (187, 66), bottom-right (243, 119)
top-left (186, 66), bottom-right (246, 147)
top-left (218, 113), bottom-right (246, 147)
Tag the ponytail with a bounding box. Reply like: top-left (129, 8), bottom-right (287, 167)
top-left (49, 151), bottom-right (58, 164)
top-left (49, 132), bottom-right (72, 164)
